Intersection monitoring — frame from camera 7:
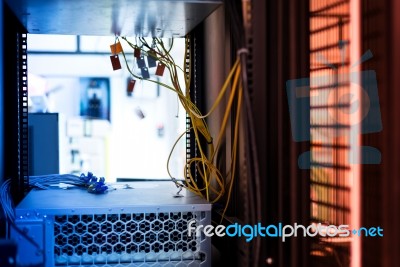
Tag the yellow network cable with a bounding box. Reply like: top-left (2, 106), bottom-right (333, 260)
top-left (118, 36), bottom-right (243, 209)
top-left (221, 83), bottom-right (242, 221)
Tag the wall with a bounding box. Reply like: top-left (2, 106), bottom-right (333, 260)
top-left (361, 0), bottom-right (400, 266)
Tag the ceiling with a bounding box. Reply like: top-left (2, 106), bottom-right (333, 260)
top-left (4, 0), bottom-right (222, 37)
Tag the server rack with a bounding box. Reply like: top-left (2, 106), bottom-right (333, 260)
top-left (2, 1), bottom-right (220, 266)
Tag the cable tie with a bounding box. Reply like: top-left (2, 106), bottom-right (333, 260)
top-left (237, 48), bottom-right (249, 56)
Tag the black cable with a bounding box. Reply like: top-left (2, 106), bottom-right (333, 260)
top-left (231, 0), bottom-right (263, 265)
top-left (225, 0), bottom-right (246, 49)
top-left (225, 0), bottom-right (263, 265)
top-left (240, 50), bottom-right (262, 267)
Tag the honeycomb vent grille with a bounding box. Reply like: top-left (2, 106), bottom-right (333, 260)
top-left (53, 212), bottom-right (205, 266)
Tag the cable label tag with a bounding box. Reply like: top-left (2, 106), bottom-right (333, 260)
top-left (110, 42), bottom-right (123, 54)
top-left (137, 55), bottom-right (146, 68)
top-left (155, 63), bottom-right (166, 76)
top-left (110, 55), bottom-right (122, 70)
top-left (134, 47), bottom-right (141, 58)
top-left (141, 67), bottom-right (150, 79)
top-left (147, 49), bottom-right (157, 68)
top-left (127, 79), bottom-right (136, 94)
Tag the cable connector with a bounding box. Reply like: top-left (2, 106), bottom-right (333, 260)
top-left (193, 117), bottom-right (213, 144)
top-left (80, 172), bottom-right (108, 194)
top-left (171, 177), bottom-right (184, 198)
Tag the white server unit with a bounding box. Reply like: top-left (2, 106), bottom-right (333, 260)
top-left (12, 182), bottom-right (211, 267)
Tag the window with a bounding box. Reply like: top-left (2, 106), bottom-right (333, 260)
top-left (27, 35), bottom-right (187, 182)
top-left (309, 0), bottom-right (353, 265)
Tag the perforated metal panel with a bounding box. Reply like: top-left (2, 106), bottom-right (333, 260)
top-left (52, 212), bottom-right (203, 266)
top-left (12, 183), bottom-right (211, 267)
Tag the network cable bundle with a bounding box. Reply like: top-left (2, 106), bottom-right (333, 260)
top-left (1, 173), bottom-right (211, 267)
top-left (111, 36), bottom-right (244, 218)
